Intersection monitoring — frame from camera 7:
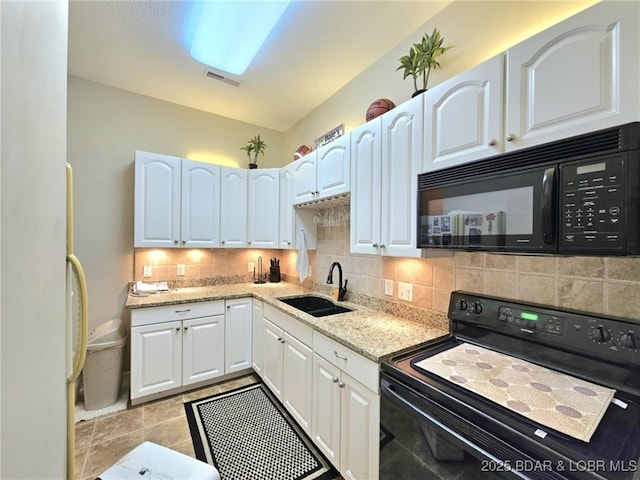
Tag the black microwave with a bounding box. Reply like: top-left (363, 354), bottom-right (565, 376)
top-left (417, 122), bottom-right (640, 255)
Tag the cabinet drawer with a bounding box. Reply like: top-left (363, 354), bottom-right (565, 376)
top-left (131, 300), bottom-right (225, 327)
top-left (263, 303), bottom-right (313, 347)
top-left (313, 332), bottom-right (379, 393)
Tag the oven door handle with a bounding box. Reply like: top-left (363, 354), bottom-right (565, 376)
top-left (381, 377), bottom-right (531, 479)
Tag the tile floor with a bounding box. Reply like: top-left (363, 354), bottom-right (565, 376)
top-left (75, 373), bottom-right (260, 480)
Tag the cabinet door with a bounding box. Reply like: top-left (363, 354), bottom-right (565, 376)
top-left (182, 315), bottom-right (224, 386)
top-left (251, 299), bottom-right (264, 376)
top-left (311, 353), bottom-right (342, 469)
top-left (262, 318), bottom-right (284, 400)
top-left (219, 167), bottom-right (248, 247)
top-left (134, 151), bottom-right (181, 247)
top-left (316, 135), bottom-right (351, 199)
top-left (131, 321), bottom-right (182, 399)
top-left (292, 153), bottom-right (317, 204)
top-left (278, 163), bottom-right (295, 249)
top-left (282, 333), bottom-right (313, 435)
top-left (380, 94), bottom-right (423, 258)
top-left (248, 169), bottom-right (280, 248)
top-left (505, 1), bottom-right (639, 151)
top-left (340, 374), bottom-right (380, 480)
top-left (424, 55), bottom-right (504, 171)
top-left (181, 160), bottom-right (221, 248)
top-left (350, 119), bottom-right (382, 255)
top-left (224, 297), bottom-right (252, 374)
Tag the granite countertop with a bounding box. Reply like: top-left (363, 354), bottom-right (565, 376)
top-left (125, 282), bottom-right (449, 363)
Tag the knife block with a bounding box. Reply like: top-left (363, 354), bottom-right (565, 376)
top-left (269, 266), bottom-right (281, 283)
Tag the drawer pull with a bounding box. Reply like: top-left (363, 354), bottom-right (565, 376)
top-left (333, 350), bottom-right (348, 361)
top-left (175, 309), bottom-right (191, 314)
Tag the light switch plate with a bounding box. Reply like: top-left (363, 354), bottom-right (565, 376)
top-left (398, 281), bottom-right (413, 302)
top-left (384, 279), bottom-right (393, 296)
top-left (248, 262), bottom-right (255, 272)
top-left (143, 265), bottom-right (152, 278)
top-left (177, 264), bottom-right (185, 276)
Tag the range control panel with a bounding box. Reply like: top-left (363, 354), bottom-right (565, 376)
top-left (449, 291), bottom-right (638, 365)
top-left (560, 156), bottom-right (625, 251)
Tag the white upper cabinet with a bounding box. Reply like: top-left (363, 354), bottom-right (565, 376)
top-left (134, 152), bottom-right (221, 248)
top-left (293, 135), bottom-right (350, 204)
top-left (316, 135), bottom-right (350, 199)
top-left (247, 168), bottom-right (279, 248)
top-left (505, 1), bottom-right (639, 150)
top-left (279, 163), bottom-right (296, 249)
top-left (181, 160), bottom-right (221, 248)
top-left (134, 151), bottom-right (181, 247)
top-left (350, 118), bottom-right (382, 255)
top-left (424, 55), bottom-right (504, 172)
top-left (220, 166), bottom-right (248, 248)
top-left (350, 95), bottom-right (424, 258)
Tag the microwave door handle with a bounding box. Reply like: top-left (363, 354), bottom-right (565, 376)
top-left (541, 167), bottom-right (556, 244)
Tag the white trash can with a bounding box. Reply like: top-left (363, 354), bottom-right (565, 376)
top-left (83, 318), bottom-right (127, 411)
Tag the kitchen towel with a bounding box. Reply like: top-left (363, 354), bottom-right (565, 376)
top-left (296, 229), bottom-right (309, 283)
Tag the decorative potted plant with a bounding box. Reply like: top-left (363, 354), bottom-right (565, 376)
top-left (396, 28), bottom-right (454, 97)
top-left (241, 134), bottom-right (268, 169)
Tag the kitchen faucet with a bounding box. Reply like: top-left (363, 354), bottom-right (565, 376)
top-left (326, 261), bottom-right (348, 301)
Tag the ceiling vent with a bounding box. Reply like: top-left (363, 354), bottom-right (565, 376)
top-left (205, 70), bottom-right (241, 87)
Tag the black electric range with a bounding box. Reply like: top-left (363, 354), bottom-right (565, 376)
top-left (381, 291), bottom-right (640, 480)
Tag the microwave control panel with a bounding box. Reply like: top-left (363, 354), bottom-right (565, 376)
top-left (560, 156), bottom-right (625, 251)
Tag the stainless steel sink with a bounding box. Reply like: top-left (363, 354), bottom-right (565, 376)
top-left (278, 295), bottom-right (352, 317)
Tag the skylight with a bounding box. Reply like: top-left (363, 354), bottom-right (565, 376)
top-left (189, 1), bottom-right (291, 76)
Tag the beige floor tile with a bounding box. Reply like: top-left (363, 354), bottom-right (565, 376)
top-left (183, 384), bottom-right (220, 402)
top-left (93, 406), bottom-right (144, 443)
top-left (171, 439), bottom-right (197, 458)
top-left (74, 420), bottom-right (95, 451)
top-left (144, 416), bottom-right (192, 448)
top-left (75, 446), bottom-right (89, 480)
top-left (143, 394), bottom-right (187, 427)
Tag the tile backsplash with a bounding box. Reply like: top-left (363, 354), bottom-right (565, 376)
top-left (134, 222), bottom-right (640, 322)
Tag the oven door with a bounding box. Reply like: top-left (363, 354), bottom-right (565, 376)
top-left (417, 165), bottom-right (557, 253)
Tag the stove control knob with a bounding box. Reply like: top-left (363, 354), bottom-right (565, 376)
top-left (618, 332), bottom-right (637, 350)
top-left (589, 325), bottom-right (612, 343)
top-left (458, 300), bottom-right (468, 311)
top-left (471, 302), bottom-right (483, 314)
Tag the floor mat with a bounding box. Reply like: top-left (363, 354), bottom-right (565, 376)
top-left (184, 382), bottom-right (338, 480)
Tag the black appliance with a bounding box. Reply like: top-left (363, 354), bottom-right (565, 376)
top-left (417, 123), bottom-right (640, 255)
top-left (381, 291), bottom-right (640, 480)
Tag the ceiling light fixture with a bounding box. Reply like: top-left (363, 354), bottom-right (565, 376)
top-left (189, 1), bottom-right (291, 76)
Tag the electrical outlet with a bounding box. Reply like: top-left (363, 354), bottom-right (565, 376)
top-left (143, 265), bottom-right (152, 278)
top-left (384, 279), bottom-right (393, 296)
top-left (177, 264), bottom-right (185, 276)
top-left (398, 281), bottom-right (413, 302)
top-left (248, 262), bottom-right (255, 272)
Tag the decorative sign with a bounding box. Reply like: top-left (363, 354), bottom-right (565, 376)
top-left (314, 123), bottom-right (344, 150)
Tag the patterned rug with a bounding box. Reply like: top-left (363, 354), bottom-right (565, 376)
top-left (184, 383), bottom-right (338, 480)
top-left (414, 343), bottom-right (615, 442)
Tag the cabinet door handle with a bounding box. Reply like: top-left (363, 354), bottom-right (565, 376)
top-left (506, 133), bottom-right (516, 142)
top-left (338, 381), bottom-right (345, 388)
top-left (184, 325), bottom-right (188, 330)
top-left (221, 240), bottom-right (226, 245)
top-left (182, 240), bottom-right (186, 244)
top-left (227, 304), bottom-right (231, 309)
top-left (174, 240), bottom-right (179, 245)
top-left (175, 309), bottom-right (191, 314)
top-left (380, 244), bottom-right (386, 249)
top-left (333, 350), bottom-right (348, 361)
top-left (277, 336), bottom-right (283, 342)
top-left (280, 338), bottom-right (286, 344)
top-left (248, 241), bottom-right (252, 245)
top-left (372, 243), bottom-right (379, 248)
top-left (332, 377), bottom-right (339, 383)
top-left (488, 138), bottom-right (497, 147)
top-left (175, 326), bottom-right (181, 331)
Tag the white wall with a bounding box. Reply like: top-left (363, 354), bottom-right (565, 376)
top-left (1, 1), bottom-right (68, 478)
top-left (284, 1), bottom-right (596, 154)
top-left (67, 77), bottom-right (286, 330)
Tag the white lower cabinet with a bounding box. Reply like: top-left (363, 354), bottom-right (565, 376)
top-left (311, 333), bottom-right (380, 480)
top-left (131, 299), bottom-right (252, 404)
top-left (224, 297), bottom-right (253, 374)
top-left (260, 304), bottom-right (313, 435)
top-left (251, 299), bottom-right (264, 376)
